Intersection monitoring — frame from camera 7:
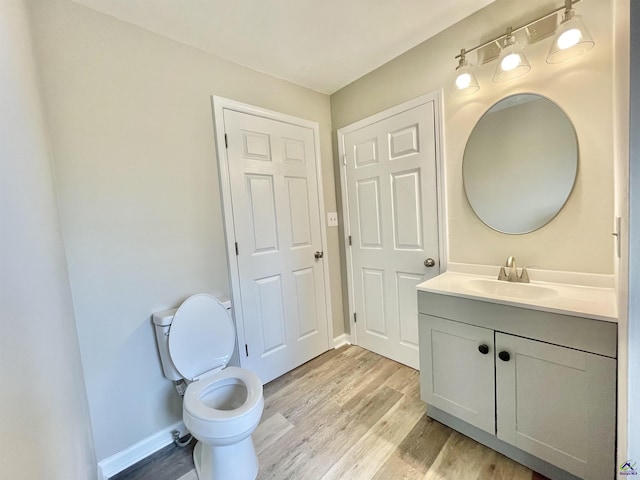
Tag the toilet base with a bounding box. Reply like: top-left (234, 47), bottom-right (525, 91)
top-left (193, 436), bottom-right (259, 480)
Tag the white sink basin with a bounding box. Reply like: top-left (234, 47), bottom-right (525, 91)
top-left (416, 269), bottom-right (617, 322)
top-left (463, 278), bottom-right (558, 301)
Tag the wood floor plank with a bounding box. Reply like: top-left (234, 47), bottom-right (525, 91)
top-left (279, 358), bottom-right (379, 422)
top-left (259, 348), bottom-right (402, 479)
top-left (481, 451), bottom-right (535, 480)
top-left (333, 355), bottom-right (403, 406)
top-left (371, 453), bottom-right (425, 480)
top-left (263, 346), bottom-right (344, 393)
top-left (261, 347), bottom-right (378, 421)
top-left (253, 412), bottom-right (294, 455)
top-left (259, 384), bottom-right (404, 479)
top-left (423, 431), bottom-right (491, 480)
top-left (320, 382), bottom-right (426, 480)
top-left (423, 430), bottom-right (536, 480)
top-left (258, 391), bottom-right (347, 478)
top-left (372, 413), bottom-right (452, 479)
top-left (378, 362), bottom-right (420, 394)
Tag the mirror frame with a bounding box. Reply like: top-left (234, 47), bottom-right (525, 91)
top-left (462, 93), bottom-right (579, 235)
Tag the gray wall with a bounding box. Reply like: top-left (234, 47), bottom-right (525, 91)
top-left (629, 0), bottom-right (639, 460)
top-left (0, 1), bottom-right (96, 478)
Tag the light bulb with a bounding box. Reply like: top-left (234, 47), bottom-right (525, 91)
top-left (455, 72), bottom-right (472, 89)
top-left (557, 28), bottom-right (582, 50)
top-left (450, 61), bottom-right (479, 97)
top-left (501, 52), bottom-right (521, 72)
top-left (547, 13), bottom-right (594, 63)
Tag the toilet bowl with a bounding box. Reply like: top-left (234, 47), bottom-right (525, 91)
top-left (184, 367), bottom-right (264, 480)
top-left (153, 294), bottom-right (264, 480)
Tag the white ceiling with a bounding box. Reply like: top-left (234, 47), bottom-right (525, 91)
top-left (72, 0), bottom-right (495, 94)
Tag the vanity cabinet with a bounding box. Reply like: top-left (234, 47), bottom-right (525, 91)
top-left (418, 291), bottom-right (617, 480)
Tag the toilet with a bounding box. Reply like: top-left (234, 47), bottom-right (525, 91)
top-left (153, 293), bottom-right (264, 480)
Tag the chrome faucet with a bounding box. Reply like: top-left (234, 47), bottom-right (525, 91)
top-left (506, 256), bottom-right (517, 281)
top-left (498, 256), bottom-right (530, 283)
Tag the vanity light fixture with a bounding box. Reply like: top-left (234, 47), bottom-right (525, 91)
top-left (493, 28), bottom-right (531, 83)
top-left (546, 0), bottom-right (595, 63)
top-left (450, 49), bottom-right (480, 97)
top-left (450, 0), bottom-right (594, 97)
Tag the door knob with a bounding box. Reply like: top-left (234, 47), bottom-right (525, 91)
top-left (498, 351), bottom-right (511, 362)
top-left (424, 258), bottom-right (436, 267)
top-left (314, 251), bottom-right (324, 259)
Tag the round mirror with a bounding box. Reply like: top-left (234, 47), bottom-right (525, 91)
top-left (462, 94), bottom-right (578, 234)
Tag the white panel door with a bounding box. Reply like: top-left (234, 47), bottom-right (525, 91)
top-left (223, 109), bottom-right (330, 384)
top-left (341, 99), bottom-right (440, 368)
top-left (419, 315), bottom-right (495, 434)
top-left (495, 333), bottom-right (616, 480)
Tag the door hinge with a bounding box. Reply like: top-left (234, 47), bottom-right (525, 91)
top-left (245, 344), bottom-right (249, 357)
top-left (342, 154), bottom-right (347, 166)
top-left (353, 312), bottom-right (357, 323)
top-left (235, 242), bottom-right (239, 256)
top-left (348, 235), bottom-right (352, 246)
top-left (224, 133), bottom-right (228, 148)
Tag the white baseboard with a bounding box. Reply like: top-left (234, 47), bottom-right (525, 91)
top-left (97, 420), bottom-right (186, 480)
top-left (333, 333), bottom-right (351, 348)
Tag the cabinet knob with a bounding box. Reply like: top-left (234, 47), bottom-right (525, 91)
top-left (498, 351), bottom-right (511, 362)
top-left (478, 344), bottom-right (489, 355)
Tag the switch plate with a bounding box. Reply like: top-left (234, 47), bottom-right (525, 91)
top-left (327, 212), bottom-right (338, 227)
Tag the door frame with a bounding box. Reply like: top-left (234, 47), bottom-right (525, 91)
top-left (211, 96), bottom-right (333, 368)
top-left (337, 91), bottom-right (448, 346)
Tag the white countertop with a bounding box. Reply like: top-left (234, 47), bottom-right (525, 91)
top-left (417, 267), bottom-right (617, 323)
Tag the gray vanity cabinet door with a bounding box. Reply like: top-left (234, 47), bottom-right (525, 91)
top-left (495, 333), bottom-right (616, 480)
top-left (419, 314), bottom-right (495, 434)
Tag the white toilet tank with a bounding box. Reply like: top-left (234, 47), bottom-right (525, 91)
top-left (153, 295), bottom-right (234, 381)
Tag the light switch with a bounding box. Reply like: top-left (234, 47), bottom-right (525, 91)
top-left (327, 212), bottom-right (338, 227)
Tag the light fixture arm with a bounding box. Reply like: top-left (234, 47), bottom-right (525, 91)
top-left (562, 0), bottom-right (576, 22)
top-left (454, 0), bottom-right (581, 61)
top-left (503, 27), bottom-right (514, 47)
top-left (456, 49), bottom-right (467, 69)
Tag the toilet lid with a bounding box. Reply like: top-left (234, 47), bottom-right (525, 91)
top-left (168, 293), bottom-right (235, 381)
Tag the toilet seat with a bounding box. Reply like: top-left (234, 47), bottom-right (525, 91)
top-left (168, 293), bottom-right (235, 381)
top-left (183, 366), bottom-right (263, 422)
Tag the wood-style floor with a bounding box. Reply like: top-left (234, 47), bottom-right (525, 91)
top-left (112, 345), bottom-right (549, 480)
